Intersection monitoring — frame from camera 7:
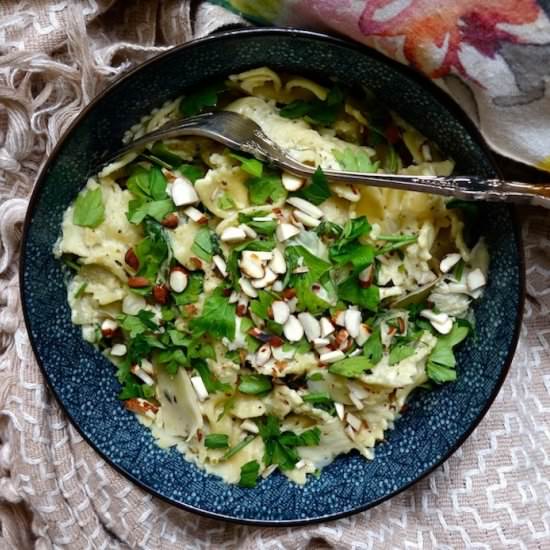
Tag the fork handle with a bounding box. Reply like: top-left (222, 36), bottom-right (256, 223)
top-left (270, 154), bottom-right (550, 209)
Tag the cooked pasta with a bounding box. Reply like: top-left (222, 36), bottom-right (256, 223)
top-left (55, 68), bottom-right (488, 487)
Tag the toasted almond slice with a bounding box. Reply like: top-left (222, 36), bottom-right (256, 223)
top-left (344, 309), bottom-right (362, 338)
top-left (281, 173), bottom-right (304, 191)
top-left (467, 268), bottom-right (486, 291)
top-left (344, 425), bottom-right (356, 440)
top-left (239, 277), bottom-right (258, 298)
top-left (355, 323), bottom-right (370, 346)
top-left (251, 215), bottom-right (274, 222)
top-left (251, 268), bottom-right (277, 289)
top-left (124, 398), bottom-right (158, 418)
top-left (272, 345), bottom-right (295, 361)
top-left (272, 280), bottom-right (284, 292)
top-left (269, 248), bottom-right (287, 274)
top-left (440, 253), bottom-right (462, 273)
top-left (320, 317), bottom-right (335, 337)
top-left (276, 222), bottom-right (300, 242)
top-left (292, 266), bottom-right (309, 274)
top-left (140, 358), bottom-right (154, 375)
top-left (169, 270), bottom-right (188, 293)
top-left (190, 375), bottom-right (208, 401)
top-left (312, 337), bottom-right (330, 347)
top-left (335, 402), bottom-right (345, 421)
top-left (272, 300), bottom-right (290, 325)
top-left (283, 315), bottom-right (304, 342)
top-left (293, 209), bottom-right (320, 228)
top-left (221, 226), bottom-right (247, 243)
top-left (334, 310), bottom-right (346, 327)
top-left (297, 312), bottom-right (321, 341)
top-left (239, 223), bottom-right (258, 239)
top-left (420, 310), bottom-right (448, 325)
top-left (183, 206), bottom-right (208, 224)
top-left (286, 197), bottom-right (323, 219)
top-left (228, 291), bottom-right (240, 304)
top-left (241, 420), bottom-right (259, 434)
top-left (346, 412), bottom-right (362, 431)
top-left (240, 251), bottom-right (265, 279)
top-left (110, 343), bottom-right (127, 357)
top-left (171, 176), bottom-right (199, 206)
top-left (131, 365), bottom-right (155, 386)
top-left (256, 344), bottom-right (272, 366)
top-left (286, 296), bottom-right (298, 313)
top-left (262, 464), bottom-right (278, 479)
top-left (432, 317), bottom-right (454, 335)
top-left (379, 286), bottom-right (404, 300)
top-left (319, 350), bottom-right (345, 363)
top-left (252, 251), bottom-right (274, 261)
top-left (349, 392), bottom-right (364, 410)
top-left (101, 319), bottom-right (118, 337)
top-left (295, 459), bottom-right (307, 470)
top-left (358, 265), bottom-right (374, 287)
top-left (212, 255), bottom-right (227, 277)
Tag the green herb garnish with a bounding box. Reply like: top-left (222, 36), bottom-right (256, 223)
top-left (426, 321), bottom-right (470, 383)
top-left (329, 356), bottom-right (373, 378)
top-left (204, 433), bottom-right (229, 449)
top-left (295, 166), bottom-right (331, 205)
top-left (73, 187), bottom-right (105, 228)
top-left (238, 374), bottom-right (272, 395)
top-left (239, 460), bottom-right (260, 488)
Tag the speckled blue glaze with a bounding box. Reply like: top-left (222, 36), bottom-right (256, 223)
top-left (20, 29), bottom-right (523, 525)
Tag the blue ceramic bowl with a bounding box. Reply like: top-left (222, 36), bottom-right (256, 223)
top-left (20, 29), bottom-right (524, 525)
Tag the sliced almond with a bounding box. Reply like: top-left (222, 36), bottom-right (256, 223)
top-left (286, 197), bottom-right (323, 219)
top-left (358, 265), bottom-right (374, 288)
top-left (272, 346), bottom-right (295, 361)
top-left (124, 398), bottom-right (158, 418)
top-left (293, 209), bottom-right (321, 228)
top-left (251, 268), bottom-right (278, 289)
top-left (239, 277), bottom-right (258, 298)
top-left (140, 358), bottom-right (154, 375)
top-left (344, 309), bottom-right (362, 338)
top-left (320, 317), bottom-right (335, 337)
top-left (432, 317), bottom-right (453, 335)
top-left (440, 253), bottom-right (462, 273)
top-left (355, 323), bottom-right (370, 346)
top-left (281, 173), bottom-right (304, 191)
top-left (276, 222), bottom-right (300, 242)
top-left (349, 392), bottom-right (364, 410)
top-left (286, 296), bottom-right (298, 313)
top-left (221, 226), bottom-right (247, 243)
top-left (241, 420), bottom-right (259, 434)
top-left (335, 402), bottom-right (345, 421)
top-left (312, 337), bottom-right (330, 347)
top-left (101, 319), bottom-right (118, 338)
top-left (292, 266), bottom-right (309, 274)
top-left (269, 248), bottom-right (287, 274)
top-left (420, 310), bottom-right (448, 325)
top-left (272, 280), bottom-right (284, 292)
top-left (467, 268), bottom-right (486, 291)
top-left (131, 365), bottom-right (155, 386)
top-left (346, 412), bottom-right (362, 431)
top-left (190, 375), bottom-right (209, 401)
top-left (212, 255), bottom-right (227, 277)
top-left (183, 206), bottom-right (208, 224)
top-left (256, 344), bottom-right (272, 366)
top-left (379, 286), bottom-right (404, 300)
top-left (334, 310), bottom-right (346, 327)
top-left (283, 315), bottom-right (304, 342)
top-left (344, 425), bottom-right (356, 441)
top-left (228, 291), bottom-right (240, 304)
top-left (319, 349), bottom-right (345, 363)
top-left (169, 270), bottom-right (188, 293)
top-left (253, 251), bottom-right (274, 262)
top-left (240, 251), bottom-right (265, 279)
top-left (272, 300), bottom-right (290, 325)
top-left (297, 312), bottom-right (321, 341)
top-left (171, 176), bottom-right (199, 206)
top-left (239, 223), bottom-right (257, 239)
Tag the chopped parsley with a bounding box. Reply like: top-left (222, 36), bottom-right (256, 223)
top-left (239, 460), bottom-right (260, 488)
top-left (238, 374), bottom-right (272, 395)
top-left (246, 171), bottom-right (287, 205)
top-left (190, 288), bottom-right (236, 340)
top-left (333, 147), bottom-right (379, 173)
top-left (180, 82), bottom-right (225, 117)
top-left (229, 152), bottom-right (263, 177)
top-left (204, 433), bottom-right (229, 449)
top-left (294, 166), bottom-right (331, 205)
top-left (329, 356), bottom-right (373, 378)
top-left (73, 187), bottom-right (105, 228)
top-left (426, 321), bottom-right (470, 383)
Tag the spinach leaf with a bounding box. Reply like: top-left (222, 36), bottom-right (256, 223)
top-left (180, 82), bottom-right (225, 117)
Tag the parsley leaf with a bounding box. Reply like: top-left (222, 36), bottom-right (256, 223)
top-left (280, 86), bottom-right (344, 126)
top-left (178, 163), bottom-right (206, 183)
top-left (333, 147), bottom-right (380, 173)
top-left (229, 152), bottom-right (263, 177)
top-left (174, 272), bottom-right (204, 305)
top-left (118, 310), bottom-right (158, 338)
top-left (295, 166), bottom-right (331, 205)
top-left (238, 374), bottom-right (272, 395)
top-left (204, 433), bottom-right (229, 449)
top-left (73, 187), bottom-right (105, 228)
top-left (180, 82), bottom-right (225, 117)
top-left (150, 142), bottom-right (184, 168)
top-left (238, 211), bottom-right (277, 236)
top-left (191, 227), bottom-right (217, 262)
top-left (377, 234), bottom-right (418, 254)
top-left (329, 356), bottom-right (373, 378)
top-left (239, 460), bottom-right (260, 488)
top-left (247, 172), bottom-right (287, 205)
top-left (193, 359), bottom-right (231, 394)
top-left (363, 326), bottom-right (383, 364)
top-left (134, 220), bottom-right (169, 282)
top-left (337, 277), bottom-right (380, 310)
top-left (388, 342), bottom-right (415, 365)
top-left (249, 290), bottom-right (275, 321)
top-left (190, 288), bottom-right (236, 340)
top-left (286, 246), bottom-right (332, 314)
top-left (426, 321), bottom-right (470, 383)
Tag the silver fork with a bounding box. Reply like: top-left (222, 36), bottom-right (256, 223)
top-left (102, 110), bottom-right (550, 208)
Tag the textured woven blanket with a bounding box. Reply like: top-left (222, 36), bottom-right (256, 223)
top-left (0, 1), bottom-right (549, 548)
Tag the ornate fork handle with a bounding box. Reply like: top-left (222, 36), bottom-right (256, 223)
top-left (102, 111), bottom-right (550, 209)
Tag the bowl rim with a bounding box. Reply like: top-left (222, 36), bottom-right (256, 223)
top-left (19, 26), bottom-right (526, 527)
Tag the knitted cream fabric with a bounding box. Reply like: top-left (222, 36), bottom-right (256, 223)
top-left (0, 2), bottom-right (549, 548)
